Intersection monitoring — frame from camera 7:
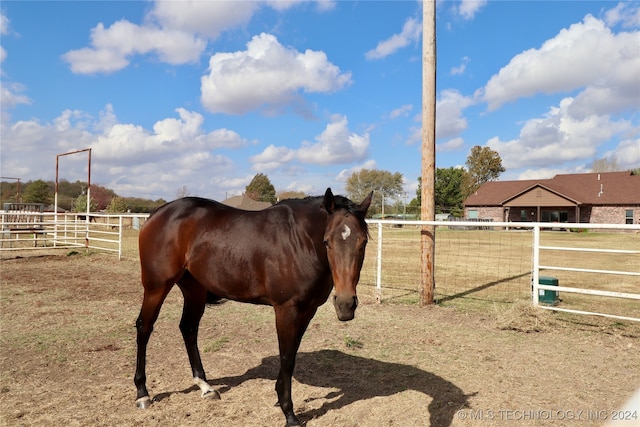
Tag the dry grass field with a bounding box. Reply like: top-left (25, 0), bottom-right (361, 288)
top-left (1, 237), bottom-right (639, 426)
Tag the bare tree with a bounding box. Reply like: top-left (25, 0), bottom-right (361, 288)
top-left (591, 156), bottom-right (620, 172)
top-left (176, 186), bottom-right (190, 199)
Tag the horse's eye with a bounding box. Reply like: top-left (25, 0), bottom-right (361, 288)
top-left (323, 239), bottom-right (330, 248)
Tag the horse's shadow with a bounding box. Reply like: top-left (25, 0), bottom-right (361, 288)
top-left (204, 349), bottom-right (470, 426)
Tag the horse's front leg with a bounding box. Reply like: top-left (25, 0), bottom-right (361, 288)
top-left (274, 304), bottom-right (317, 427)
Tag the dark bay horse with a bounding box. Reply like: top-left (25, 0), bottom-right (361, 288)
top-left (134, 188), bottom-right (372, 426)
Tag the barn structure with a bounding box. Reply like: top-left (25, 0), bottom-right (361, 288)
top-left (463, 171), bottom-right (640, 225)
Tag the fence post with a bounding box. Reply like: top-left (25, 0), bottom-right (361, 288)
top-left (532, 225), bottom-right (540, 306)
top-left (118, 215), bottom-right (123, 260)
top-left (376, 222), bottom-right (383, 304)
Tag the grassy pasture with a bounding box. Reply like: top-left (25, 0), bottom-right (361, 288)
top-left (356, 226), bottom-right (640, 321)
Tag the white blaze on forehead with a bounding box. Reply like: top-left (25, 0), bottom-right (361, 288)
top-left (341, 224), bottom-right (351, 240)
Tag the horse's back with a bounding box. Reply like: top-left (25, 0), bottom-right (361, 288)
top-left (138, 197), bottom-right (330, 304)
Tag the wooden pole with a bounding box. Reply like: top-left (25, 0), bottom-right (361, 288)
top-left (420, 0), bottom-right (436, 306)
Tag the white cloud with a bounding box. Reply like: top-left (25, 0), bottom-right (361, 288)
top-left (481, 15), bottom-right (640, 112)
top-left (1, 83), bottom-right (30, 110)
top-left (63, 20), bottom-right (206, 74)
top-left (336, 160), bottom-right (377, 182)
top-left (437, 137), bottom-right (464, 152)
top-left (436, 89), bottom-right (473, 139)
top-left (450, 56), bottom-right (469, 75)
top-left (605, 2), bottom-right (640, 28)
top-left (365, 17), bottom-right (421, 60)
top-left (388, 104), bottom-right (413, 119)
top-left (250, 145), bottom-right (296, 171)
top-left (0, 105), bottom-right (249, 199)
top-left (248, 114), bottom-right (370, 171)
top-left (297, 115), bottom-right (369, 164)
top-left (200, 33), bottom-right (351, 115)
top-left (406, 89), bottom-right (474, 145)
top-left (0, 13), bottom-right (6, 62)
top-left (604, 137), bottom-right (640, 171)
top-left (457, 0), bottom-right (487, 20)
top-left (61, 1), bottom-right (320, 75)
top-left (91, 107), bottom-right (248, 164)
top-left (0, 12), bottom-right (8, 35)
top-left (486, 96), bottom-right (632, 170)
top-left (148, 1), bottom-right (258, 39)
top-left (517, 168), bottom-right (571, 181)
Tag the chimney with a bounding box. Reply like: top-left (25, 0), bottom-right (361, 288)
top-left (598, 183), bottom-right (603, 197)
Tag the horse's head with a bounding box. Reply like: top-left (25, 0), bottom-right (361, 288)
top-left (323, 188), bottom-right (373, 321)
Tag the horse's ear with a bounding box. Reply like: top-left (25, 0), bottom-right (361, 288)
top-left (359, 191), bottom-right (373, 214)
top-left (323, 188), bottom-right (335, 214)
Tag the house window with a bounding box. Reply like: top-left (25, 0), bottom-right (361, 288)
top-left (626, 210), bottom-right (634, 225)
top-left (520, 210), bottom-right (528, 221)
top-left (468, 210), bottom-right (478, 219)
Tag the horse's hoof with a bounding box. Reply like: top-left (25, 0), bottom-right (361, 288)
top-left (202, 389), bottom-right (221, 400)
top-left (285, 415), bottom-right (303, 426)
top-left (136, 396), bottom-right (152, 409)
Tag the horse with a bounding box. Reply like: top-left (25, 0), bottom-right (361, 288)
top-left (134, 188), bottom-right (372, 426)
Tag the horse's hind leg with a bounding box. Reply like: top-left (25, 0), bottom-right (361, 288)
top-left (177, 275), bottom-right (220, 400)
top-left (134, 285), bottom-right (172, 408)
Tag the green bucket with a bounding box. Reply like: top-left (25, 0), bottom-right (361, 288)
top-left (538, 276), bottom-right (559, 306)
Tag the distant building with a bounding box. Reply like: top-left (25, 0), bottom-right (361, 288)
top-left (222, 195), bottom-right (272, 211)
top-left (463, 171), bottom-right (640, 225)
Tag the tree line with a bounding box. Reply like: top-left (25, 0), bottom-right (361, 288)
top-left (0, 179), bottom-right (167, 213)
top-left (1, 146), bottom-right (507, 215)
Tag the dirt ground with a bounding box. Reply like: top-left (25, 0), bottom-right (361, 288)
top-left (1, 251), bottom-right (639, 426)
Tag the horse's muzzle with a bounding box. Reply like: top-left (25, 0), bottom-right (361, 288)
top-left (333, 295), bottom-right (358, 321)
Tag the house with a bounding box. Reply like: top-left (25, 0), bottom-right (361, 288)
top-left (222, 195), bottom-right (272, 210)
top-left (463, 171), bottom-right (640, 225)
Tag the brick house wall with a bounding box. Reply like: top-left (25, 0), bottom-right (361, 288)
top-left (464, 207), bottom-right (503, 222)
top-left (465, 205), bottom-right (640, 225)
top-left (586, 206), bottom-right (640, 224)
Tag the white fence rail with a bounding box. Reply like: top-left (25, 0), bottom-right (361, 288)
top-left (368, 220), bottom-right (640, 322)
top-left (1, 212), bottom-right (149, 259)
top-left (531, 223), bottom-right (640, 322)
top-left (4, 213), bottom-right (639, 322)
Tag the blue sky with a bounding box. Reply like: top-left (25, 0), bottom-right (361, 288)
top-left (1, 1), bottom-right (639, 203)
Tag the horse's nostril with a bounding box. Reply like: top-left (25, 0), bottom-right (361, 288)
top-left (352, 296), bottom-right (359, 310)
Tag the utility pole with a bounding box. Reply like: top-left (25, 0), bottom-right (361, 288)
top-left (420, 0), bottom-right (436, 306)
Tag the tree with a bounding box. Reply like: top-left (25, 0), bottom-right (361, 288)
top-left (245, 173), bottom-right (276, 204)
top-left (345, 169), bottom-right (403, 216)
top-left (412, 177), bottom-right (422, 207)
top-left (90, 184), bottom-right (117, 210)
top-left (591, 156), bottom-right (620, 172)
top-left (462, 146), bottom-right (505, 199)
top-left (176, 185), bottom-right (190, 199)
top-left (74, 194), bottom-right (98, 212)
top-left (23, 180), bottom-right (52, 205)
top-left (106, 196), bottom-right (128, 213)
top-left (435, 167), bottom-right (465, 216)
